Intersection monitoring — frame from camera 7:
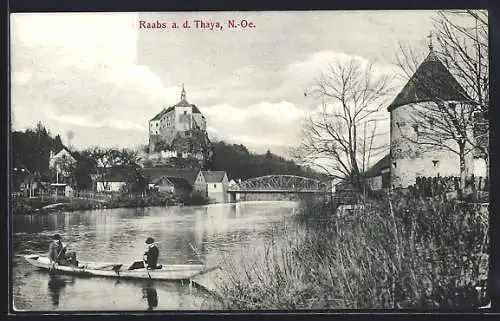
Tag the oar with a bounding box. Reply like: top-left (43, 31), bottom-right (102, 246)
top-left (188, 242), bottom-right (203, 264)
top-left (144, 260), bottom-right (152, 280)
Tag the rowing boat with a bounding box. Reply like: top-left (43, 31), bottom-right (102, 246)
top-left (24, 254), bottom-right (219, 281)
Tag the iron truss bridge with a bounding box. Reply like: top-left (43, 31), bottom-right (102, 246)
top-left (228, 175), bottom-right (330, 193)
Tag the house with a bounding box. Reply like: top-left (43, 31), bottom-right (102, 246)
top-left (364, 154), bottom-right (391, 191)
top-left (202, 171), bottom-right (229, 203)
top-left (93, 167), bottom-right (129, 192)
top-left (148, 177), bottom-right (175, 194)
top-left (141, 167), bottom-right (206, 196)
top-left (49, 146), bottom-right (78, 184)
top-left (387, 46), bottom-right (485, 188)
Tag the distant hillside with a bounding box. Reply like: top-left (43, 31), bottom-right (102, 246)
top-left (206, 141), bottom-right (323, 181)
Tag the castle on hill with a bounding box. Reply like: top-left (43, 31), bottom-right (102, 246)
top-left (148, 85), bottom-right (208, 154)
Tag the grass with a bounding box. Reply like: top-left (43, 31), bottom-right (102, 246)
top-left (216, 193), bottom-right (489, 309)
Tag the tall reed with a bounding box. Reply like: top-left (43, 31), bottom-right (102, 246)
top-left (216, 194), bottom-right (489, 309)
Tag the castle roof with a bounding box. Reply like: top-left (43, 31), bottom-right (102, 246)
top-left (150, 86), bottom-right (202, 121)
top-left (387, 51), bottom-right (472, 112)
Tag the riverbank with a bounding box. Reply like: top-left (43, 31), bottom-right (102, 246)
top-left (11, 192), bottom-right (210, 215)
top-left (215, 194), bottom-right (489, 309)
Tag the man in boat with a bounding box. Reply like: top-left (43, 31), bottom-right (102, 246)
top-left (48, 234), bottom-right (79, 269)
top-left (143, 237), bottom-right (162, 270)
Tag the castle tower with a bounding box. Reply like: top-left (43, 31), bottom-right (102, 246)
top-left (148, 86), bottom-right (207, 154)
top-left (180, 84), bottom-right (186, 101)
top-left (388, 38), bottom-right (474, 188)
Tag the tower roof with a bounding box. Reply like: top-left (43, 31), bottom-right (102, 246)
top-left (149, 86), bottom-right (202, 121)
top-left (387, 51), bottom-right (472, 112)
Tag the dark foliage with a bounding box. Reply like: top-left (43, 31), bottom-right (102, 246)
top-left (208, 141), bottom-right (321, 181)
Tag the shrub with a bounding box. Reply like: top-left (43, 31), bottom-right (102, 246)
top-left (217, 195), bottom-right (489, 309)
top-left (181, 191), bottom-right (209, 206)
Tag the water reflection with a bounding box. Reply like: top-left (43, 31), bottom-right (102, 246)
top-left (13, 202), bottom-right (298, 311)
top-left (47, 274), bottom-right (75, 307)
top-left (142, 285), bottom-right (158, 311)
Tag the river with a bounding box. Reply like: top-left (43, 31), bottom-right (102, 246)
top-left (11, 201), bottom-right (300, 312)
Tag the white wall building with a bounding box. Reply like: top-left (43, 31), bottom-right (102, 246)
top-left (149, 86), bottom-right (207, 153)
top-left (388, 48), bottom-right (486, 188)
top-left (203, 171), bottom-right (229, 203)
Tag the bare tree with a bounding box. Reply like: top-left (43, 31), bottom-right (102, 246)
top-left (395, 10), bottom-right (488, 187)
top-left (295, 58), bottom-right (394, 187)
top-left (435, 10), bottom-right (489, 174)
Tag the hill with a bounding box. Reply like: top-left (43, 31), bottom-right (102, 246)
top-left (206, 141), bottom-right (322, 180)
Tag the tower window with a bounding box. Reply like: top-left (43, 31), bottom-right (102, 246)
top-left (432, 160), bottom-right (439, 167)
top-left (449, 103), bottom-right (456, 111)
top-left (184, 111), bottom-right (187, 115)
top-left (393, 162), bottom-right (397, 168)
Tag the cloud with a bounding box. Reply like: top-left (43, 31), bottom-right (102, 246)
top-left (11, 13), bottom-right (162, 148)
top-left (202, 100), bottom-right (305, 155)
top-left (11, 11), bottom-right (436, 157)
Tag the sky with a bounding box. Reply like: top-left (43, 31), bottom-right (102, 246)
top-left (11, 10), bottom-right (444, 161)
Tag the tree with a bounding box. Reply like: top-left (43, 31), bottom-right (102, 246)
top-left (126, 165), bottom-right (148, 197)
top-left (51, 153), bottom-right (76, 184)
top-left (12, 123), bottom-right (64, 180)
top-left (395, 10), bottom-right (488, 187)
top-left (83, 147), bottom-right (139, 191)
top-left (296, 57), bottom-right (394, 187)
top-left (435, 10), bottom-right (488, 176)
top-left (72, 156), bottom-right (94, 190)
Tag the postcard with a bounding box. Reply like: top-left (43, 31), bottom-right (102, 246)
top-left (9, 10), bottom-right (490, 312)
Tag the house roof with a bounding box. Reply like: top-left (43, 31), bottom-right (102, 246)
top-left (97, 166), bottom-right (131, 182)
top-left (152, 177), bottom-right (174, 186)
top-left (140, 167), bottom-right (202, 185)
top-left (365, 154), bottom-right (390, 178)
top-left (202, 171), bottom-right (227, 183)
top-left (53, 145), bottom-right (79, 161)
top-left (387, 51), bottom-right (472, 112)
top-left (164, 177), bottom-right (193, 191)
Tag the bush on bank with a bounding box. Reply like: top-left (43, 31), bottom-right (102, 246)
top-left (181, 191), bottom-right (209, 206)
top-left (11, 192), bottom-right (179, 215)
top-left (217, 194), bottom-right (489, 309)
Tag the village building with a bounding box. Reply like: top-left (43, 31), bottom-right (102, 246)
top-left (365, 154), bottom-right (391, 191)
top-left (148, 177), bottom-right (175, 194)
top-left (388, 46), bottom-right (486, 189)
top-left (140, 167), bottom-right (207, 197)
top-left (202, 171), bottom-right (229, 203)
top-left (49, 146), bottom-right (79, 196)
top-left (49, 146), bottom-right (77, 183)
top-left (93, 167), bottom-right (130, 193)
top-left (148, 85), bottom-right (207, 153)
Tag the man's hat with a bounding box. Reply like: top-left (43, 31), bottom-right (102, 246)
top-left (145, 237), bottom-right (155, 244)
top-left (53, 234), bottom-right (62, 240)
